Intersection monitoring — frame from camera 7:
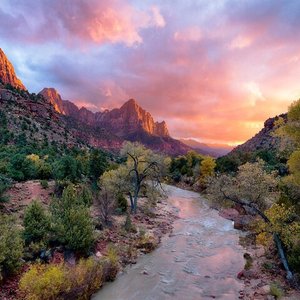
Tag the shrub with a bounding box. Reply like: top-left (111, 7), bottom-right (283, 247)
top-left (117, 194), bottom-right (128, 213)
top-left (136, 234), bottom-right (158, 253)
top-left (51, 185), bottom-right (94, 253)
top-left (64, 258), bottom-right (103, 298)
top-left (20, 263), bottom-right (66, 300)
top-left (20, 258), bottom-right (105, 300)
top-left (270, 282), bottom-right (284, 299)
top-left (40, 179), bottom-right (49, 189)
top-left (23, 200), bottom-right (50, 245)
top-left (102, 245), bottom-right (119, 281)
top-left (0, 174), bottom-right (12, 203)
top-left (0, 214), bottom-right (24, 281)
top-left (79, 184), bottom-right (93, 207)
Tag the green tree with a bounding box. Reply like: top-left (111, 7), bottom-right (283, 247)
top-left (0, 214), bottom-right (24, 281)
top-left (23, 200), bottom-right (50, 245)
top-left (89, 149), bottom-right (108, 182)
top-left (51, 184), bottom-right (94, 253)
top-left (53, 155), bottom-right (79, 182)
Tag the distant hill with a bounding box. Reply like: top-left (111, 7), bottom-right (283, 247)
top-left (180, 138), bottom-right (233, 157)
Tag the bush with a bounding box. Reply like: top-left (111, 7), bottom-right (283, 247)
top-left (102, 245), bottom-right (119, 281)
top-left (23, 200), bottom-right (50, 245)
top-left (0, 214), bottom-right (24, 281)
top-left (40, 180), bottom-right (49, 189)
top-left (117, 194), bottom-right (128, 213)
top-left (270, 282), bottom-right (284, 299)
top-left (20, 263), bottom-right (66, 300)
top-left (79, 184), bottom-right (93, 206)
top-left (51, 185), bottom-right (94, 253)
top-left (0, 174), bottom-right (12, 203)
top-left (53, 155), bottom-right (79, 182)
top-left (20, 258), bottom-right (105, 300)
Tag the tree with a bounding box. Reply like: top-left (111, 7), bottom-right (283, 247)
top-left (95, 189), bottom-right (116, 226)
top-left (121, 142), bottom-right (166, 213)
top-left (0, 214), bottom-right (24, 281)
top-left (51, 184), bottom-right (94, 253)
top-left (89, 149), bottom-right (108, 182)
top-left (199, 156), bottom-right (216, 186)
top-left (207, 160), bottom-right (294, 281)
top-left (53, 155), bottom-right (79, 182)
top-left (23, 200), bottom-right (50, 245)
top-left (100, 142), bottom-right (166, 213)
top-left (0, 174), bottom-right (12, 203)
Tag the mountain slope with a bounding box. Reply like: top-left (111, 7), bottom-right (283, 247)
top-left (40, 87), bottom-right (189, 155)
top-left (0, 49), bottom-right (190, 156)
top-left (229, 114), bottom-right (287, 155)
top-left (0, 48), bottom-right (26, 90)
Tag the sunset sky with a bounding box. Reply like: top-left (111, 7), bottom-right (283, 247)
top-left (1, 0), bottom-right (300, 145)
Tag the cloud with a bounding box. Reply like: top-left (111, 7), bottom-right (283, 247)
top-left (2, 0), bottom-right (300, 144)
top-left (1, 0), bottom-right (166, 46)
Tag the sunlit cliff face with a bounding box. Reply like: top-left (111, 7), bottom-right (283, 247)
top-left (1, 0), bottom-right (300, 145)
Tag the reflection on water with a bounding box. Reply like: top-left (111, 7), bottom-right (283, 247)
top-left (93, 185), bottom-right (245, 300)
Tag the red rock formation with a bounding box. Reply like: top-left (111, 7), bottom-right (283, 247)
top-left (0, 48), bottom-right (26, 90)
top-left (98, 99), bottom-right (170, 137)
top-left (37, 90), bottom-right (189, 155)
top-left (39, 90), bottom-right (170, 138)
top-left (39, 88), bottom-right (65, 114)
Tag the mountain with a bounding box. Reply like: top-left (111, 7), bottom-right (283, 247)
top-left (0, 48), bottom-right (26, 90)
top-left (229, 114), bottom-right (287, 155)
top-left (180, 138), bottom-right (233, 157)
top-left (0, 49), bottom-right (189, 156)
top-left (39, 88), bottom-right (65, 114)
top-left (40, 88), bottom-right (189, 155)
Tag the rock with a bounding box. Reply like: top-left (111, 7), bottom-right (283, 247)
top-left (0, 48), bottom-right (26, 90)
top-left (234, 215), bottom-right (253, 231)
top-left (39, 88), bottom-right (65, 114)
top-left (260, 285), bottom-right (270, 294)
top-left (96, 251), bottom-right (102, 258)
top-left (237, 269), bottom-right (259, 280)
top-left (219, 208), bottom-right (240, 221)
top-left (255, 246), bottom-right (265, 258)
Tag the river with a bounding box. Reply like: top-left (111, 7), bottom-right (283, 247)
top-left (93, 185), bottom-right (245, 300)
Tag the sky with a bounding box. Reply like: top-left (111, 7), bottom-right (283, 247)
top-left (1, 0), bottom-right (300, 146)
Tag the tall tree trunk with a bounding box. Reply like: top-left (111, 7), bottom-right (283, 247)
top-left (133, 186), bottom-right (140, 214)
top-left (128, 193), bottom-right (134, 213)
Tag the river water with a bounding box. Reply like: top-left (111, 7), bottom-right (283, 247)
top-left (93, 185), bottom-right (245, 300)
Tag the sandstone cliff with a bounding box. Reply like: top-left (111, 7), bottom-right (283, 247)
top-left (0, 48), bottom-right (26, 90)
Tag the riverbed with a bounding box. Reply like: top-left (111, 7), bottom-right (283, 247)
top-left (93, 185), bottom-right (245, 300)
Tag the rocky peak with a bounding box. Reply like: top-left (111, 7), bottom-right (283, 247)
top-left (155, 120), bottom-right (169, 137)
top-left (114, 98), bottom-right (170, 137)
top-left (39, 88), bottom-right (65, 114)
top-left (0, 48), bottom-right (26, 90)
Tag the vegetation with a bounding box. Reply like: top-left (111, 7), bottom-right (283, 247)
top-left (100, 142), bottom-right (167, 213)
top-left (20, 257), bottom-right (107, 300)
top-left (23, 200), bottom-right (50, 245)
top-left (51, 185), bottom-right (94, 254)
top-left (0, 214), bottom-right (24, 281)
